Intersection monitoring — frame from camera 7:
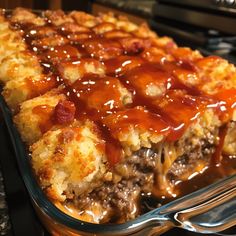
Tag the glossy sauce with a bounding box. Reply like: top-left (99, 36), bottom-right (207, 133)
top-left (71, 75), bottom-right (125, 119)
top-left (40, 44), bottom-right (81, 64)
top-left (178, 155), bottom-right (236, 196)
top-left (26, 75), bottom-right (58, 98)
top-left (103, 107), bottom-right (171, 138)
top-left (142, 155), bottom-right (236, 212)
top-left (9, 12), bottom-right (236, 176)
top-left (214, 89), bottom-right (236, 122)
top-left (82, 37), bottom-right (123, 60)
top-left (104, 55), bottom-right (145, 76)
top-left (32, 105), bottom-right (54, 133)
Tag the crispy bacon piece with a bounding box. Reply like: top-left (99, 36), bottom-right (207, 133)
top-left (119, 38), bottom-right (151, 54)
top-left (54, 100), bottom-right (76, 124)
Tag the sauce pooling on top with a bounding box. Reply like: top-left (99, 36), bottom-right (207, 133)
top-left (8, 11), bottom-right (236, 166)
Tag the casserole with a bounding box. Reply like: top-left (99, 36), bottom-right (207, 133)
top-left (1, 7), bottom-right (236, 235)
top-left (1, 97), bottom-right (236, 235)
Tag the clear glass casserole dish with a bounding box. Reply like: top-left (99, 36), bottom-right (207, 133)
top-left (1, 8), bottom-right (236, 236)
top-left (1, 94), bottom-right (236, 236)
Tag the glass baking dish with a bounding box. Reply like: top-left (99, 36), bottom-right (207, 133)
top-left (1, 5), bottom-right (236, 234)
top-left (0, 80), bottom-right (236, 236)
top-left (1, 94), bottom-right (236, 236)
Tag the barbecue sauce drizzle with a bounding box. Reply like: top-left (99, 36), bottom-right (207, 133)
top-left (8, 12), bottom-right (236, 169)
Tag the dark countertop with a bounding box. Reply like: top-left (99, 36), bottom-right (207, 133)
top-left (0, 171), bottom-right (10, 235)
top-left (0, 111), bottom-right (45, 236)
top-left (0, 109), bottom-right (11, 235)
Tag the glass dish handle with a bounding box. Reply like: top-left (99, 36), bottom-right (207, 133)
top-left (173, 184), bottom-right (236, 234)
top-left (146, 174), bottom-right (236, 235)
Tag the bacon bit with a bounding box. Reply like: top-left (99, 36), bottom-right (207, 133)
top-left (119, 38), bottom-right (151, 54)
top-left (54, 100), bottom-right (76, 124)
